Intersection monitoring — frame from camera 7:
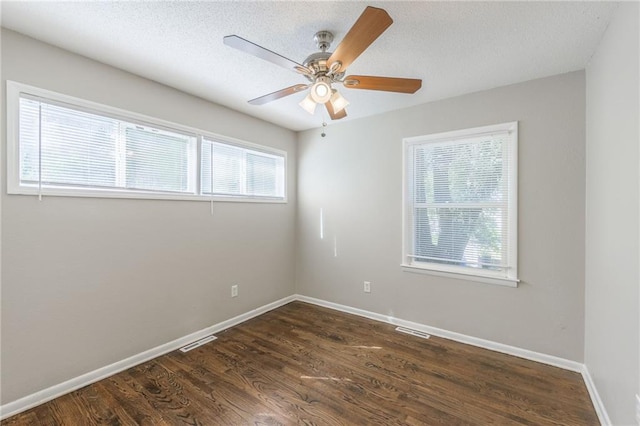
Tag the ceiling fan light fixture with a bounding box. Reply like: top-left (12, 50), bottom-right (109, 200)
top-left (226, 6), bottom-right (422, 121)
top-left (310, 77), bottom-right (332, 103)
top-left (299, 93), bottom-right (317, 115)
top-left (329, 90), bottom-right (349, 113)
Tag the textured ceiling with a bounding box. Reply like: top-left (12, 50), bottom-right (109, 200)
top-left (1, 1), bottom-right (617, 131)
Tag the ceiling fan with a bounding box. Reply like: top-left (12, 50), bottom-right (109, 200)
top-left (223, 6), bottom-right (422, 120)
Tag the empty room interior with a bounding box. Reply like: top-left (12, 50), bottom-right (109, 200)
top-left (0, 1), bottom-right (638, 425)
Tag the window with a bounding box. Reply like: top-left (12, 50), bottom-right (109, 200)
top-left (18, 96), bottom-right (197, 194)
top-left (7, 81), bottom-right (286, 202)
top-left (200, 139), bottom-right (285, 198)
top-left (402, 122), bottom-right (518, 286)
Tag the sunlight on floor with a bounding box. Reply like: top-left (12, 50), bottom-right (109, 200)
top-left (300, 376), bottom-right (353, 382)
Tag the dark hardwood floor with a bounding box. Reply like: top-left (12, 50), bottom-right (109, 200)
top-left (2, 301), bottom-right (598, 425)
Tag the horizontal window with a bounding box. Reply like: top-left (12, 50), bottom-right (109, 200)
top-left (7, 81), bottom-right (287, 202)
top-left (201, 139), bottom-right (285, 199)
top-left (18, 96), bottom-right (197, 194)
top-left (402, 122), bottom-right (518, 285)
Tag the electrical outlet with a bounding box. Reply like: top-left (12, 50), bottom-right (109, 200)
top-left (231, 285), bottom-right (238, 298)
top-left (364, 281), bottom-right (371, 293)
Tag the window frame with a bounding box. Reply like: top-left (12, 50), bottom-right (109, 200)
top-left (401, 122), bottom-right (518, 287)
top-left (6, 80), bottom-right (287, 203)
top-left (200, 137), bottom-right (286, 199)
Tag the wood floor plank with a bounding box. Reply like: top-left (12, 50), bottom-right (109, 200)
top-left (100, 371), bottom-right (170, 425)
top-left (269, 303), bottom-right (596, 424)
top-left (226, 326), bottom-right (475, 424)
top-left (2, 302), bottom-right (599, 425)
top-left (165, 351), bottom-right (295, 425)
top-left (69, 381), bottom-right (137, 425)
top-left (161, 354), bottom-right (286, 425)
top-left (0, 411), bottom-right (40, 426)
top-left (235, 311), bottom-right (521, 424)
top-left (176, 342), bottom-right (350, 424)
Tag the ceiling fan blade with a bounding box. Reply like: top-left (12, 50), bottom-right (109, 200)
top-left (327, 7), bottom-right (393, 73)
top-left (325, 102), bottom-right (347, 120)
top-left (342, 75), bottom-right (422, 93)
top-left (224, 35), bottom-right (304, 72)
top-left (248, 84), bottom-right (309, 105)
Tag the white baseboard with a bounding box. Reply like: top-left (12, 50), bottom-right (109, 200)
top-left (581, 365), bottom-right (611, 426)
top-left (296, 295), bottom-right (615, 424)
top-left (0, 294), bottom-right (296, 420)
top-left (2, 293), bottom-right (608, 425)
top-left (295, 294), bottom-right (583, 373)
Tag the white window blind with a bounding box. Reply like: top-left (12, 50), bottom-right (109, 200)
top-left (403, 122), bottom-right (518, 284)
top-left (8, 81), bottom-right (287, 203)
top-left (19, 95), bottom-right (196, 194)
top-left (201, 138), bottom-right (285, 199)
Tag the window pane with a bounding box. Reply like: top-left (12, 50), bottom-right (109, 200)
top-left (19, 96), bottom-right (195, 194)
top-left (414, 207), bottom-right (503, 268)
top-left (21, 100), bottom-right (118, 188)
top-left (200, 142), bottom-right (213, 194)
top-left (19, 98), bottom-right (40, 183)
top-left (212, 142), bottom-right (242, 195)
top-left (415, 139), bottom-right (504, 205)
top-left (201, 139), bottom-right (285, 199)
top-left (247, 153), bottom-right (276, 196)
top-left (125, 125), bottom-right (193, 192)
top-left (406, 123), bottom-right (516, 279)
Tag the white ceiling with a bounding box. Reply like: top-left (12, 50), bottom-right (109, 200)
top-left (1, 1), bottom-right (617, 132)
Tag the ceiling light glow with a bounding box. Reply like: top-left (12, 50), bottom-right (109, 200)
top-left (329, 90), bottom-right (349, 113)
top-left (314, 83), bottom-right (329, 97)
top-left (310, 78), bottom-right (332, 104)
top-left (299, 93), bottom-right (317, 115)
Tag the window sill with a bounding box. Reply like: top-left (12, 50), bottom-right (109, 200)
top-left (8, 185), bottom-right (287, 204)
top-left (400, 264), bottom-right (519, 288)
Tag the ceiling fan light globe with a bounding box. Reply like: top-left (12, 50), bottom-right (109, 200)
top-left (299, 94), bottom-right (317, 115)
top-left (329, 90), bottom-right (350, 113)
top-left (310, 81), bottom-right (332, 103)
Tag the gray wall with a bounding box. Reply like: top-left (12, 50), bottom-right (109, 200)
top-left (4, 8), bottom-right (638, 420)
top-left (297, 71), bottom-right (586, 362)
top-left (585, 3), bottom-right (639, 424)
top-left (0, 29), bottom-right (297, 404)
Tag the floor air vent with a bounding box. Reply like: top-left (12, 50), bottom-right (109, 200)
top-left (395, 326), bottom-right (431, 340)
top-left (179, 335), bottom-right (217, 352)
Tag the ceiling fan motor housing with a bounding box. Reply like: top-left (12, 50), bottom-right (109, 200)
top-left (303, 52), bottom-right (345, 82)
top-left (301, 31), bottom-right (345, 82)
